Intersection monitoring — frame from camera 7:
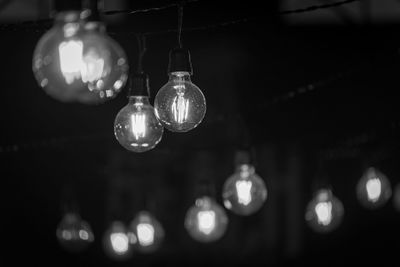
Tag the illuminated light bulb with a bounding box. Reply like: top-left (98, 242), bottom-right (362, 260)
top-left (129, 211), bottom-right (164, 253)
top-left (56, 212), bottom-right (94, 253)
top-left (305, 189), bottom-right (344, 233)
top-left (222, 164), bottom-right (267, 216)
top-left (356, 167), bottom-right (392, 209)
top-left (32, 10), bottom-right (128, 104)
top-left (103, 221), bottom-right (133, 260)
top-left (154, 48), bottom-right (206, 132)
top-left (114, 74), bottom-right (163, 152)
top-left (185, 196), bottom-right (228, 242)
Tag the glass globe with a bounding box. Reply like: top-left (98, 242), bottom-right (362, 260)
top-left (305, 189), bottom-right (344, 233)
top-left (393, 184), bottom-right (400, 211)
top-left (185, 196), bottom-right (228, 242)
top-left (103, 221), bottom-right (133, 261)
top-left (222, 164), bottom-right (267, 215)
top-left (56, 212), bottom-right (94, 253)
top-left (356, 167), bottom-right (392, 209)
top-left (114, 96), bottom-right (164, 152)
top-left (32, 11), bottom-right (128, 104)
top-left (129, 211), bottom-right (164, 253)
top-left (154, 71), bottom-right (206, 132)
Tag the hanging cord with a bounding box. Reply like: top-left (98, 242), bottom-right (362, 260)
top-left (177, 3), bottom-right (184, 48)
top-left (136, 34), bottom-right (147, 73)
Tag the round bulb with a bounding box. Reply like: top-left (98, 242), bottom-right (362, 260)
top-left (103, 221), bottom-right (133, 260)
top-left (56, 212), bottom-right (94, 253)
top-left (184, 196), bottom-right (228, 242)
top-left (356, 167), bottom-right (392, 209)
top-left (222, 164), bottom-right (267, 215)
top-left (305, 189), bottom-right (344, 233)
top-left (129, 211), bottom-right (164, 253)
top-left (114, 96), bottom-right (164, 152)
top-left (32, 11), bottom-right (128, 104)
top-left (154, 71), bottom-right (206, 132)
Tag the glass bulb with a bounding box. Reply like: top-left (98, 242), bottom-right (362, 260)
top-left (32, 11), bottom-right (128, 104)
top-left (305, 189), bottom-right (344, 233)
top-left (222, 164), bottom-right (267, 215)
top-left (129, 211), bottom-right (164, 253)
top-left (154, 71), bottom-right (206, 132)
top-left (356, 167), bottom-right (392, 209)
top-left (103, 221), bottom-right (133, 260)
top-left (114, 96), bottom-right (164, 152)
top-left (184, 196), bottom-right (228, 242)
top-left (56, 212), bottom-right (94, 253)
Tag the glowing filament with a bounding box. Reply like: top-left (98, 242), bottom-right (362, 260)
top-left (79, 230), bottom-right (89, 240)
top-left (235, 180), bottom-right (253, 206)
top-left (366, 178), bottom-right (382, 203)
top-left (137, 223), bottom-right (155, 247)
top-left (110, 232), bottom-right (129, 255)
top-left (315, 201), bottom-right (333, 226)
top-left (59, 40), bottom-right (83, 84)
top-left (172, 95), bottom-right (189, 124)
top-left (59, 41), bottom-right (104, 85)
top-left (130, 113), bottom-right (146, 140)
top-left (197, 210), bottom-right (216, 235)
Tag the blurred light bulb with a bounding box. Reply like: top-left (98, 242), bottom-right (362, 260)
top-left (114, 96), bottom-right (164, 152)
top-left (32, 11), bottom-right (128, 104)
top-left (356, 167), bottom-right (392, 209)
top-left (56, 212), bottom-right (94, 253)
top-left (154, 71), bottom-right (206, 132)
top-left (222, 164), bottom-right (267, 215)
top-left (129, 211), bottom-right (164, 253)
top-left (305, 189), bottom-right (344, 233)
top-left (103, 221), bottom-right (132, 260)
top-left (185, 196), bottom-right (228, 242)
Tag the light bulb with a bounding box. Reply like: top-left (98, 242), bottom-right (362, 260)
top-left (154, 71), bottom-right (206, 132)
top-left (184, 196), bottom-right (228, 242)
top-left (356, 167), bottom-right (392, 209)
top-left (129, 211), bottom-right (164, 253)
top-left (305, 189), bottom-right (344, 233)
top-left (222, 164), bottom-right (267, 215)
top-left (32, 11), bottom-right (128, 104)
top-left (103, 221), bottom-right (133, 260)
top-left (56, 212), bottom-right (94, 253)
top-left (114, 96), bottom-right (164, 152)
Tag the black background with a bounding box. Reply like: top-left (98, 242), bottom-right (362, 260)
top-left (1, 0), bottom-right (400, 266)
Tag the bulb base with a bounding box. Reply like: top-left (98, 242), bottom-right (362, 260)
top-left (128, 73), bottom-right (150, 97)
top-left (167, 47), bottom-right (193, 75)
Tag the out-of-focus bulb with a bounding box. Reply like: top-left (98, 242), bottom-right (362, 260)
top-left (222, 164), bottom-right (267, 215)
top-left (154, 71), bottom-right (206, 132)
top-left (185, 196), bottom-right (228, 242)
top-left (103, 221), bottom-right (133, 260)
top-left (114, 96), bottom-right (164, 152)
top-left (129, 211), bottom-right (164, 253)
top-left (305, 189), bottom-right (344, 233)
top-left (56, 212), bottom-right (94, 253)
top-left (356, 167), bottom-right (392, 209)
top-left (32, 11), bottom-right (128, 104)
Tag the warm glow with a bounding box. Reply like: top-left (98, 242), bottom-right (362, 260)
top-left (110, 232), bottom-right (129, 255)
top-left (197, 210), bottom-right (216, 235)
top-left (79, 229), bottom-right (89, 240)
top-left (172, 94), bottom-right (189, 123)
top-left (235, 180), bottom-right (252, 206)
top-left (366, 178), bottom-right (382, 203)
top-left (137, 223), bottom-right (155, 247)
top-left (130, 113), bottom-right (146, 140)
top-left (59, 40), bottom-right (104, 85)
top-left (315, 201), bottom-right (333, 226)
top-left (62, 230), bottom-right (73, 240)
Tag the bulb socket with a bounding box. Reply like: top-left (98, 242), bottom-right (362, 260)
top-left (128, 73), bottom-right (150, 97)
top-left (167, 47), bottom-right (193, 75)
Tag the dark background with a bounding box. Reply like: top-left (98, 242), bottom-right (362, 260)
top-left (1, 0), bottom-right (400, 266)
